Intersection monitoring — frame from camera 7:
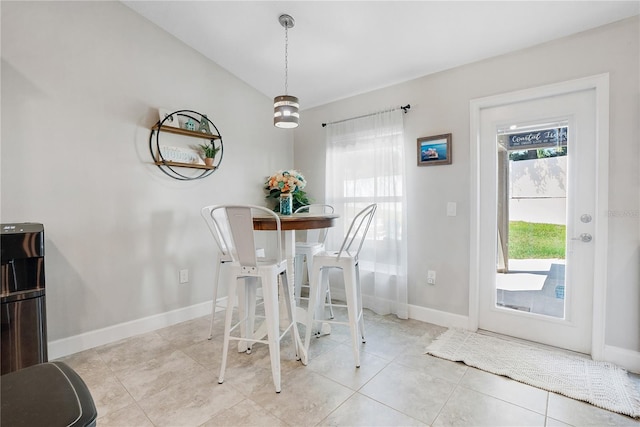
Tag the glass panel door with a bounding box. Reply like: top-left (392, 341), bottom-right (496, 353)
top-left (476, 85), bottom-right (599, 354)
top-left (495, 123), bottom-right (568, 318)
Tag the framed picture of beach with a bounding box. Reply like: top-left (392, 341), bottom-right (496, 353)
top-left (417, 133), bottom-right (452, 166)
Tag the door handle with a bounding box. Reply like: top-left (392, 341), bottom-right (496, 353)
top-left (571, 233), bottom-right (592, 243)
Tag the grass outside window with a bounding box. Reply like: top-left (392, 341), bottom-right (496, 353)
top-left (508, 221), bottom-right (566, 259)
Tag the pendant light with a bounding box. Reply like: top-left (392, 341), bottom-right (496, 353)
top-left (274, 14), bottom-right (299, 128)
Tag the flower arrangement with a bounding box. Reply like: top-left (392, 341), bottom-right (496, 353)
top-left (265, 169), bottom-right (306, 194)
top-left (264, 169), bottom-right (311, 212)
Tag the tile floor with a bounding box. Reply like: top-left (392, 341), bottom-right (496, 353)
top-left (58, 309), bottom-right (640, 427)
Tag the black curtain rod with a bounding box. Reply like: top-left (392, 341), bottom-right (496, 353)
top-left (321, 104), bottom-right (410, 127)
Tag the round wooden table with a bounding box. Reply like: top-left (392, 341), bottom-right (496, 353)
top-left (253, 213), bottom-right (339, 231)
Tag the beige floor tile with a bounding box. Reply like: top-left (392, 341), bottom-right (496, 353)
top-left (182, 337), bottom-right (224, 369)
top-left (57, 349), bottom-right (136, 418)
top-left (403, 327), bottom-right (448, 357)
top-left (220, 338), bottom-right (305, 374)
top-left (358, 328), bottom-right (417, 361)
top-left (545, 417), bottom-right (574, 426)
top-left (249, 368), bottom-right (354, 426)
top-left (96, 331), bottom-right (175, 372)
top-left (82, 372), bottom-right (137, 419)
top-left (320, 392), bottom-right (427, 426)
top-left (305, 330), bottom-right (345, 359)
top-left (218, 346), bottom-right (306, 396)
top-left (306, 342), bottom-right (388, 390)
top-left (433, 386), bottom-right (546, 426)
top-left (359, 361), bottom-right (455, 425)
top-left (54, 313), bottom-right (640, 427)
top-left (116, 349), bottom-right (208, 401)
top-left (458, 367), bottom-right (549, 414)
top-left (547, 392), bottom-right (640, 426)
top-left (155, 315), bottom-right (214, 348)
top-left (200, 399), bottom-right (288, 427)
top-left (218, 365), bottom-right (282, 397)
top-left (393, 353), bottom-right (467, 384)
top-left (369, 313), bottom-right (441, 339)
top-left (56, 348), bottom-right (111, 379)
top-left (96, 402), bottom-right (154, 427)
top-left (138, 371), bottom-right (245, 427)
top-left (317, 322), bottom-right (352, 344)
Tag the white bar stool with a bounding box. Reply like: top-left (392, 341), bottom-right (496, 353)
top-left (204, 205), bottom-right (303, 393)
top-left (304, 204), bottom-right (377, 368)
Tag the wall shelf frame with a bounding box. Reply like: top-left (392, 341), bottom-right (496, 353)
top-left (149, 109), bottom-right (223, 180)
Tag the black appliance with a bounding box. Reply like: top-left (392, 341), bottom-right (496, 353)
top-left (1, 222), bottom-right (47, 374)
top-left (1, 361), bottom-right (97, 426)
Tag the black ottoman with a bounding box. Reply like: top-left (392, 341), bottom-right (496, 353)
top-left (1, 361), bottom-right (97, 427)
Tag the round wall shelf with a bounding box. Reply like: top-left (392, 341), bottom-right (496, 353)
top-left (149, 109), bottom-right (223, 180)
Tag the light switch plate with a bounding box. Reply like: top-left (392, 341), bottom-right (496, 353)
top-left (447, 202), bottom-right (457, 216)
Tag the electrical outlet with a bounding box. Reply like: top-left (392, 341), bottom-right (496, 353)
top-left (427, 270), bottom-right (436, 285)
top-left (179, 269), bottom-right (189, 284)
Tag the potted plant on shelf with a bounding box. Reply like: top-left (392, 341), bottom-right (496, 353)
top-left (198, 143), bottom-right (220, 167)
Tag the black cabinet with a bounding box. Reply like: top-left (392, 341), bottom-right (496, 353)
top-left (1, 223), bottom-right (48, 375)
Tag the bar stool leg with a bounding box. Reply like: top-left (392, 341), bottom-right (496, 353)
top-left (208, 255), bottom-right (223, 340)
top-left (293, 254), bottom-right (304, 305)
top-left (261, 274), bottom-right (282, 393)
top-left (218, 277), bottom-right (239, 384)
top-left (304, 264), bottom-right (322, 354)
top-left (244, 277), bottom-right (257, 353)
top-left (343, 264), bottom-right (361, 368)
top-left (356, 263), bottom-right (366, 343)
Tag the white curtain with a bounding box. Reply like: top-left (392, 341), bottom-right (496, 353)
top-left (325, 109), bottom-right (408, 319)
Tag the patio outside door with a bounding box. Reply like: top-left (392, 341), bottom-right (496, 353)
top-left (472, 81), bottom-right (605, 355)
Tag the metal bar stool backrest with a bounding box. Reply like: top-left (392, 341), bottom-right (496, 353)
top-left (225, 206), bottom-right (259, 268)
top-left (336, 204), bottom-right (377, 261)
top-left (294, 204), bottom-right (335, 245)
top-left (202, 206), bottom-right (233, 263)
top-left (209, 205), bottom-right (283, 268)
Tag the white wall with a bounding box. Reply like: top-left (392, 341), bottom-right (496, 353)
top-left (294, 17), bottom-right (640, 353)
top-left (1, 2), bottom-right (293, 343)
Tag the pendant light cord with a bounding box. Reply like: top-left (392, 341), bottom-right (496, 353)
top-left (284, 23), bottom-right (289, 96)
top-left (273, 14), bottom-right (299, 128)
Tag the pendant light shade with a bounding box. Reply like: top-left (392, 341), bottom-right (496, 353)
top-left (274, 95), bottom-right (299, 128)
top-left (274, 14), bottom-right (299, 128)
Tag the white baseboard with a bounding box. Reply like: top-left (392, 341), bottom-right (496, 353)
top-left (603, 344), bottom-right (640, 374)
top-left (407, 303), bottom-right (469, 329)
top-left (48, 300), bottom-right (221, 360)
top-left (325, 285), bottom-right (469, 329)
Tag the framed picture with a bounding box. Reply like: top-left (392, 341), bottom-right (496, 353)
top-left (417, 133), bottom-right (452, 166)
top-left (158, 108), bottom-right (181, 128)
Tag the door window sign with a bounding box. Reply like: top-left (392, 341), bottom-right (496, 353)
top-left (507, 127), bottom-right (567, 150)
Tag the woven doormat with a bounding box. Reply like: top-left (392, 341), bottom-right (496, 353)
top-left (426, 329), bottom-right (640, 418)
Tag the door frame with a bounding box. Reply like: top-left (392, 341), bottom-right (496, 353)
top-left (468, 74), bottom-right (609, 359)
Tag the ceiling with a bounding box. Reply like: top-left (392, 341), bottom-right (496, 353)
top-left (122, 1), bottom-right (639, 110)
